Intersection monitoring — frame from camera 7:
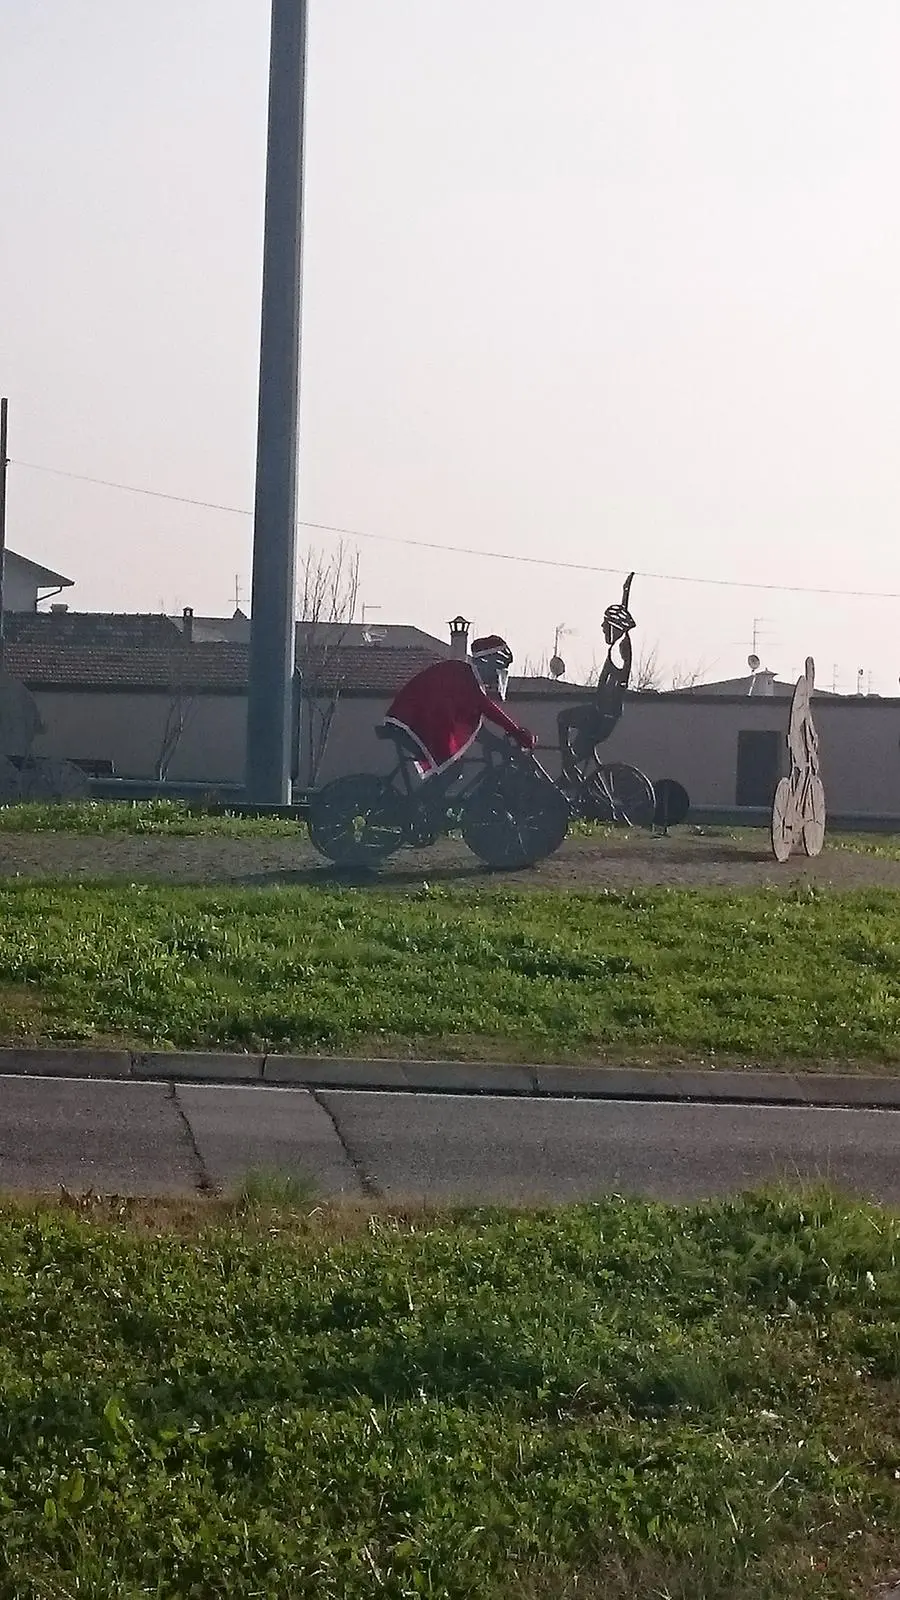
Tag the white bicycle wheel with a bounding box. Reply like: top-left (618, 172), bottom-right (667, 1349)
top-left (770, 776), bottom-right (796, 862)
top-left (801, 774), bottom-right (826, 858)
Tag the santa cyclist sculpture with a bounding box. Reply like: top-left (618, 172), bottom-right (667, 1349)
top-left (305, 632), bottom-right (571, 869)
top-left (383, 634), bottom-right (536, 777)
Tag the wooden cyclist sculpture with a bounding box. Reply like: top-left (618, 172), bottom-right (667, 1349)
top-left (770, 656), bottom-right (826, 861)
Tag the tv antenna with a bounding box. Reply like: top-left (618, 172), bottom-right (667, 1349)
top-left (550, 622), bottom-right (573, 680)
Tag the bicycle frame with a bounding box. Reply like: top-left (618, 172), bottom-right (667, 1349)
top-left (378, 726), bottom-right (562, 843)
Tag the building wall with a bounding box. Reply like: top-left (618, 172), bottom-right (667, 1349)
top-left (32, 691), bottom-right (246, 783)
top-left (26, 682), bottom-right (900, 816)
top-left (5, 566), bottom-right (39, 613)
top-left (306, 689), bottom-right (900, 816)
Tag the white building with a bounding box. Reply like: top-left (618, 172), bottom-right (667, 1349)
top-left (4, 550), bottom-right (73, 613)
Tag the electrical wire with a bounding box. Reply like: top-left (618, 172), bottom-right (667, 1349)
top-left (10, 457), bottom-right (900, 601)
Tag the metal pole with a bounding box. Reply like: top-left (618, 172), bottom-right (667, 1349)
top-left (245, 0), bottom-right (308, 802)
top-left (0, 399), bottom-right (8, 668)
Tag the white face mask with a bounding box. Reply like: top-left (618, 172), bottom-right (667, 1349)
top-left (475, 658), bottom-right (509, 700)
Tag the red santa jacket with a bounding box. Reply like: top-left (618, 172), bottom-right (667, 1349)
top-left (384, 659), bottom-right (532, 774)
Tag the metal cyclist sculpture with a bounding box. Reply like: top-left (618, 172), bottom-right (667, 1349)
top-left (555, 574), bottom-right (684, 827)
top-left (307, 633), bottom-right (571, 870)
top-left (770, 656), bottom-right (826, 861)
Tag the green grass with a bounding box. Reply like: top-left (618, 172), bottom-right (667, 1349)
top-left (1, 799), bottom-right (899, 861)
top-left (233, 1167), bottom-right (320, 1213)
top-left (0, 799), bottom-right (301, 837)
top-left (0, 1190), bottom-right (897, 1598)
top-left (0, 879), bottom-right (899, 1064)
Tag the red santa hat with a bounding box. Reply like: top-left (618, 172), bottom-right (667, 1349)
top-left (470, 634), bottom-right (513, 666)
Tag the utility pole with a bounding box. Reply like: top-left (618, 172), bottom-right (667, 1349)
top-left (0, 399), bottom-right (8, 669)
top-left (245, 0), bottom-right (308, 802)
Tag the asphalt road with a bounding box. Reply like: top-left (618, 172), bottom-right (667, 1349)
top-left (0, 1074), bottom-right (898, 1203)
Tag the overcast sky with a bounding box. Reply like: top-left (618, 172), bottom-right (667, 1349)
top-left (2, 0), bottom-right (900, 690)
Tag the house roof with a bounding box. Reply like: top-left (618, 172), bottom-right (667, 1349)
top-left (1, 612), bottom-right (590, 698)
top-left (295, 644), bottom-right (452, 694)
top-left (172, 615), bottom-right (453, 653)
top-left (1, 613), bottom-right (449, 694)
top-left (6, 549), bottom-right (74, 588)
top-left (4, 614), bottom-right (247, 692)
top-left (671, 672), bottom-right (838, 698)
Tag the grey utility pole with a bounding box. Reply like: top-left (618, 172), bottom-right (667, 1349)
top-left (0, 398), bottom-right (8, 668)
top-left (245, 0), bottom-right (308, 803)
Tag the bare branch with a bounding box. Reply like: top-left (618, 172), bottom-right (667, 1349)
top-left (155, 636), bottom-right (197, 782)
top-left (669, 659), bottom-right (708, 690)
top-left (296, 543), bottom-right (361, 786)
top-left (520, 652), bottom-right (549, 678)
top-left (632, 643), bottom-right (661, 692)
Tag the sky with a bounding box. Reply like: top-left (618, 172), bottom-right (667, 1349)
top-left (2, 0), bottom-right (900, 691)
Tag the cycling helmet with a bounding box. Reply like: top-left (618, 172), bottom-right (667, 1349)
top-left (602, 573), bottom-right (636, 646)
top-left (602, 601), bottom-right (635, 644)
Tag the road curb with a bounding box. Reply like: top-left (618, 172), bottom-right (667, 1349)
top-left (1, 1049), bottom-right (900, 1108)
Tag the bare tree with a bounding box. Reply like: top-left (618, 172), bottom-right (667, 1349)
top-left (155, 654), bottom-right (197, 781)
top-left (669, 660), bottom-right (707, 690)
top-left (632, 643), bottom-right (662, 692)
top-left (520, 652), bottom-right (549, 678)
top-left (296, 542), bottom-right (360, 786)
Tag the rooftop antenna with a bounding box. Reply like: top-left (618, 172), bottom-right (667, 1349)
top-left (361, 604), bottom-right (382, 626)
top-left (751, 617), bottom-right (769, 654)
top-left (550, 622), bottom-right (573, 679)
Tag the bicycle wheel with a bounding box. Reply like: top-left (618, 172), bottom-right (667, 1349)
top-left (590, 763), bottom-right (656, 828)
top-left (770, 776), bottom-right (796, 862)
top-left (652, 778), bottom-right (691, 829)
top-left (801, 774), bottom-right (826, 858)
top-left (461, 764), bottom-right (570, 869)
top-left (307, 774), bottom-right (404, 867)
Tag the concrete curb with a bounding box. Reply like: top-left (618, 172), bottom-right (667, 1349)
top-left (1, 1048), bottom-right (900, 1109)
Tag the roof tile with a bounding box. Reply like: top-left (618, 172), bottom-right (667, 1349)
top-left (3, 614), bottom-right (581, 697)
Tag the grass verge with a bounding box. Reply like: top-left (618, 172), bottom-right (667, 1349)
top-left (0, 1189), bottom-right (897, 1598)
top-left (1, 800), bottom-right (899, 860)
top-left (0, 879), bottom-right (898, 1064)
top-left (0, 799), bottom-right (302, 837)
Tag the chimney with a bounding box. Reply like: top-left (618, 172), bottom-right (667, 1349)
top-left (449, 615), bottom-right (470, 658)
top-left (49, 604), bottom-right (68, 614)
top-left (182, 606), bottom-right (194, 643)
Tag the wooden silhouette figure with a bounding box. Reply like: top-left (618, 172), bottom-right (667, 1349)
top-left (770, 656), bottom-right (826, 861)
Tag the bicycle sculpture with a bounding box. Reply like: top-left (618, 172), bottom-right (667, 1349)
top-left (555, 574), bottom-right (687, 827)
top-left (308, 636), bottom-right (571, 870)
top-left (770, 656), bottom-right (826, 861)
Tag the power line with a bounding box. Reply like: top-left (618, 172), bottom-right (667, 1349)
top-left (11, 460), bottom-right (251, 517)
top-left (10, 456), bottom-right (900, 601)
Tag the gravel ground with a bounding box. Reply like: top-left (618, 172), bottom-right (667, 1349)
top-left (0, 828), bottom-right (897, 890)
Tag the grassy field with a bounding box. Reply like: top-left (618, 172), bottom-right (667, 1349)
top-left (0, 878), bottom-right (898, 1064)
top-left (1, 799), bottom-right (900, 858)
top-left (0, 1189), bottom-right (896, 1599)
top-left (0, 799), bottom-right (302, 837)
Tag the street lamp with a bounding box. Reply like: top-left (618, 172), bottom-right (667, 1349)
top-left (245, 0), bottom-right (308, 803)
